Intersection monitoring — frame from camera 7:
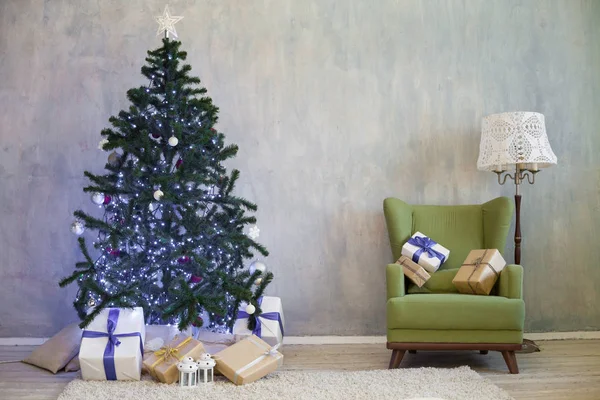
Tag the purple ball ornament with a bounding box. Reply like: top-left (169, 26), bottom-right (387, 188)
top-left (103, 195), bottom-right (111, 205)
top-left (178, 255), bottom-right (190, 264)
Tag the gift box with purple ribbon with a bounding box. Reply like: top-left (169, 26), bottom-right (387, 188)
top-left (233, 296), bottom-right (284, 347)
top-left (401, 231), bottom-right (450, 273)
top-left (79, 307), bottom-right (145, 380)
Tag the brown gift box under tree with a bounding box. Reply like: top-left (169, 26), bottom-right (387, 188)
top-left (213, 334), bottom-right (283, 385)
top-left (395, 255), bottom-right (431, 287)
top-left (452, 249), bottom-right (507, 295)
top-left (143, 335), bottom-right (205, 384)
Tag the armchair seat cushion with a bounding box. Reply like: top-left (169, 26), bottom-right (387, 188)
top-left (387, 293), bottom-right (525, 331)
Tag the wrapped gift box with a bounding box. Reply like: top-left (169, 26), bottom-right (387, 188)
top-left (79, 307), bottom-right (145, 381)
top-left (452, 249), bottom-right (507, 295)
top-left (233, 296), bottom-right (284, 347)
top-left (395, 255), bottom-right (431, 287)
top-left (214, 335), bottom-right (283, 385)
top-left (143, 335), bottom-right (205, 384)
top-left (401, 231), bottom-right (450, 273)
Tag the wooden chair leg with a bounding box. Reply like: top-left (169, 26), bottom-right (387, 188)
top-left (501, 350), bottom-right (519, 374)
top-left (388, 349), bottom-right (406, 369)
top-left (480, 350), bottom-right (488, 355)
top-left (408, 350), bottom-right (417, 354)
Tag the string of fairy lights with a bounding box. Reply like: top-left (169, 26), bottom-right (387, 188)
top-left (73, 43), bottom-right (247, 330)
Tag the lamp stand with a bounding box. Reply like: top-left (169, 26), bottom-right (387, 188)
top-left (495, 164), bottom-right (540, 353)
top-left (494, 164), bottom-right (537, 264)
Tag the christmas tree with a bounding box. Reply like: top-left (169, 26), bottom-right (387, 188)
top-left (60, 15), bottom-right (271, 331)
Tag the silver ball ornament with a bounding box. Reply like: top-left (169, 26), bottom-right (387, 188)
top-left (168, 136), bottom-right (179, 146)
top-left (249, 261), bottom-right (267, 275)
top-left (71, 221), bottom-right (85, 235)
top-left (91, 192), bottom-right (104, 205)
top-left (245, 304), bottom-right (256, 315)
top-left (153, 190), bottom-right (164, 201)
top-left (107, 151), bottom-right (120, 167)
top-left (254, 277), bottom-right (263, 285)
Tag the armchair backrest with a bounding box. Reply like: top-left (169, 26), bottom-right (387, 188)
top-left (383, 197), bottom-right (513, 270)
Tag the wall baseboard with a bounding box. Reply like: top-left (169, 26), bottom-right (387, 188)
top-left (1, 331), bottom-right (599, 346)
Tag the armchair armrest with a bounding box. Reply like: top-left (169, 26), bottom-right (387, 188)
top-left (386, 263), bottom-right (405, 299)
top-left (498, 264), bottom-right (523, 300)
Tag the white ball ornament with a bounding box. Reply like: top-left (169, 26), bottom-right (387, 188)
top-left (254, 277), bottom-right (263, 286)
top-left (245, 304), bottom-right (256, 315)
top-left (153, 190), bottom-right (164, 201)
top-left (71, 221), bottom-right (85, 235)
top-left (91, 192), bottom-right (105, 205)
top-left (249, 261), bottom-right (266, 275)
top-left (168, 136), bottom-right (179, 146)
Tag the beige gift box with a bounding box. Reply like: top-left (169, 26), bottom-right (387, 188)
top-left (213, 335), bottom-right (283, 385)
top-left (396, 255), bottom-right (431, 287)
top-left (143, 335), bottom-right (205, 384)
top-left (453, 249), bottom-right (507, 295)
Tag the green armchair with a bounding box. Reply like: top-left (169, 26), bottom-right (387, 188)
top-left (384, 197), bottom-right (525, 374)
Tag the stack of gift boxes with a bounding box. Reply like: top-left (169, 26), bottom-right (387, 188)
top-left (78, 296), bottom-right (285, 386)
top-left (397, 231), bottom-right (507, 295)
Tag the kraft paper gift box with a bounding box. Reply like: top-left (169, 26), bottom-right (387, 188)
top-left (233, 296), bottom-right (285, 347)
top-left (452, 249), bottom-right (507, 295)
top-left (213, 335), bottom-right (283, 385)
top-left (143, 334), bottom-right (205, 384)
top-left (401, 231), bottom-right (450, 273)
top-left (79, 307), bottom-right (145, 381)
top-left (395, 255), bottom-right (431, 287)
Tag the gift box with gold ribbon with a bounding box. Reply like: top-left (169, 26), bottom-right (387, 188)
top-left (213, 334), bottom-right (283, 385)
top-left (142, 335), bottom-right (205, 384)
top-left (452, 249), bottom-right (507, 295)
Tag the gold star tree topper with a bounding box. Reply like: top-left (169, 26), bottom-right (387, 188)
top-left (155, 5), bottom-right (183, 38)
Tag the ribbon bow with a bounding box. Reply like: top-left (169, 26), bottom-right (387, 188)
top-left (81, 309), bottom-right (143, 380)
top-left (407, 235), bottom-right (446, 265)
top-left (237, 297), bottom-right (285, 339)
top-left (151, 336), bottom-right (192, 369)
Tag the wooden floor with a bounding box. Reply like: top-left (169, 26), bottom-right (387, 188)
top-left (1, 340), bottom-right (599, 399)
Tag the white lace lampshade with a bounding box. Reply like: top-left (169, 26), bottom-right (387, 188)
top-left (477, 111), bottom-right (557, 172)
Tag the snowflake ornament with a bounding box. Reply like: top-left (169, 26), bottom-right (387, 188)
top-left (248, 225), bottom-right (260, 240)
top-left (98, 138), bottom-right (109, 151)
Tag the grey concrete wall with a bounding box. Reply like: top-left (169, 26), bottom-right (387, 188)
top-left (1, 0), bottom-right (599, 337)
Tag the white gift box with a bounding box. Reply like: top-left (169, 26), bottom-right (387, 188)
top-left (233, 296), bottom-right (285, 347)
top-left (401, 231), bottom-right (450, 273)
top-left (79, 307), bottom-right (146, 381)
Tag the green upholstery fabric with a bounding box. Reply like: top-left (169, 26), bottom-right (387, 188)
top-left (386, 329), bottom-right (523, 344)
top-left (383, 197), bottom-right (524, 344)
top-left (411, 206), bottom-right (483, 270)
top-left (498, 264), bottom-right (523, 300)
top-left (407, 268), bottom-right (460, 294)
top-left (387, 294), bottom-right (525, 331)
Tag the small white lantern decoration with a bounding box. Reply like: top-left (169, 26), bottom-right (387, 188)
top-left (196, 353), bottom-right (216, 383)
top-left (177, 357), bottom-right (199, 388)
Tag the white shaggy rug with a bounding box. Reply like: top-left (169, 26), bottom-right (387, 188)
top-left (58, 367), bottom-right (513, 400)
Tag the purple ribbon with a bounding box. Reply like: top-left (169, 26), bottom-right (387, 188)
top-left (407, 235), bottom-right (446, 265)
top-left (82, 308), bottom-right (143, 380)
top-left (238, 297), bottom-right (285, 338)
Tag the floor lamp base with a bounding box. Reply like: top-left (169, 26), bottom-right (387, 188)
top-left (516, 338), bottom-right (540, 353)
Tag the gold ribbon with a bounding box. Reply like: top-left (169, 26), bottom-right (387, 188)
top-left (150, 336), bottom-right (192, 371)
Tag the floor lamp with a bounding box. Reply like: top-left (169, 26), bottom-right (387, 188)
top-left (477, 111), bottom-right (557, 351)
